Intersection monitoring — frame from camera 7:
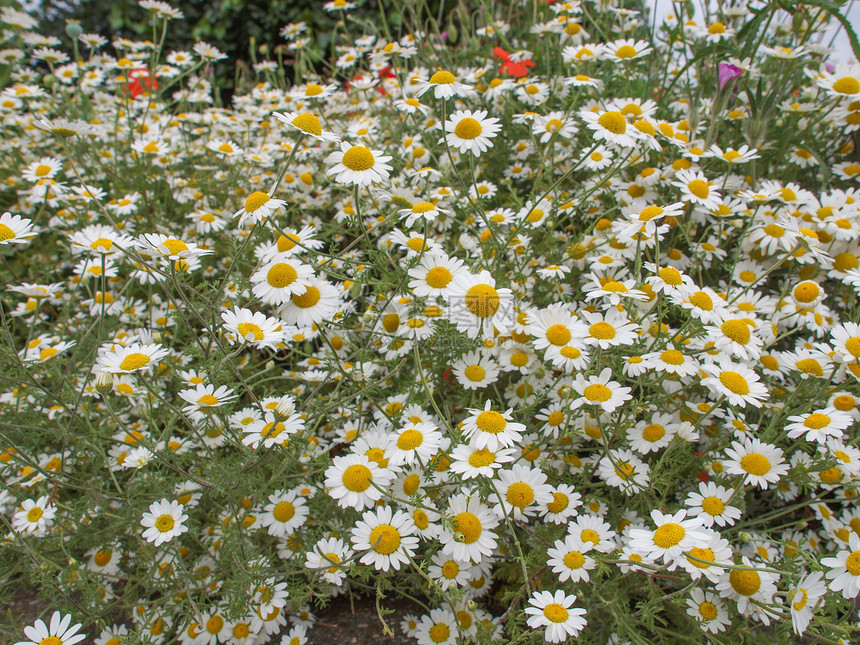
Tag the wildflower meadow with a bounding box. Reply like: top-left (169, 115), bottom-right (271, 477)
top-left (3, 0), bottom-right (860, 643)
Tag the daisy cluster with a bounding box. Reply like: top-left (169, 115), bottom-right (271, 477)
top-left (3, 0), bottom-right (860, 644)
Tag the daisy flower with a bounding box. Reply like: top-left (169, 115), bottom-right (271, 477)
top-left (272, 111), bottom-right (339, 142)
top-left (442, 109), bottom-right (502, 156)
top-left (461, 400), bottom-right (525, 451)
top-left (569, 514), bottom-right (617, 553)
top-left (22, 157), bottom-right (62, 182)
top-left (684, 481), bottom-right (742, 528)
top-left (606, 38), bottom-right (652, 60)
top-left (350, 506), bottom-right (418, 572)
top-left (260, 489), bottom-right (308, 537)
top-left (389, 421), bottom-right (442, 466)
top-left (221, 307), bottom-right (285, 349)
top-left (324, 454), bottom-right (394, 511)
top-left (785, 407), bottom-right (853, 444)
top-left (278, 276), bottom-right (341, 327)
top-left (141, 499), bottom-right (188, 546)
top-left (407, 252), bottom-right (466, 300)
top-left (580, 108), bottom-right (641, 147)
top-left (326, 141), bottom-right (392, 186)
top-left (451, 350), bottom-right (501, 390)
top-left (178, 384), bottom-right (237, 416)
top-left (579, 308), bottom-right (640, 349)
top-left (831, 321), bottom-right (860, 363)
top-left (570, 367), bottom-right (632, 413)
top-left (12, 495), bottom-right (56, 536)
top-left (414, 69), bottom-right (473, 99)
top-left (97, 343), bottom-right (169, 374)
top-left (626, 413), bottom-right (678, 454)
top-left (139, 233), bottom-right (213, 261)
top-left (439, 493), bottom-right (499, 563)
top-left (641, 346), bottom-right (699, 377)
top-left (629, 509), bottom-right (710, 563)
top-left (414, 608), bottom-right (458, 645)
top-left (449, 442), bottom-right (517, 479)
top-left (490, 464), bottom-right (554, 520)
top-left (700, 358), bottom-right (769, 408)
top-left (546, 536), bottom-right (596, 583)
top-left (539, 484), bottom-right (582, 524)
top-left (524, 590), bottom-right (587, 643)
top-left (0, 212), bottom-right (36, 245)
top-left (250, 258), bottom-right (315, 305)
top-left (672, 169), bottom-right (723, 211)
top-left (788, 571), bottom-right (827, 635)
top-left (716, 555), bottom-right (779, 615)
top-left (822, 531), bottom-right (860, 599)
top-left (14, 612), bottom-right (85, 645)
top-left (305, 537), bottom-right (352, 585)
top-left (685, 589), bottom-right (730, 634)
top-left (704, 316), bottom-right (764, 361)
top-left (234, 191), bottom-right (286, 228)
top-left (445, 269), bottom-right (514, 340)
top-left (242, 411), bottom-right (305, 449)
top-left (598, 449), bottom-right (650, 494)
top-left (723, 438), bottom-right (788, 489)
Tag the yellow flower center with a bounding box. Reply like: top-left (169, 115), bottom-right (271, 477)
top-left (615, 45), bottom-right (637, 58)
top-left (688, 180), bottom-right (710, 199)
top-left (428, 623), bottom-right (450, 643)
top-left (429, 70), bottom-right (456, 84)
top-left (476, 410), bottom-right (506, 434)
top-left (564, 551), bottom-right (586, 569)
top-left (342, 464), bottom-right (372, 492)
top-left (506, 482), bottom-right (534, 508)
top-left (545, 323), bottom-right (571, 346)
top-left (804, 413), bottom-right (831, 429)
top-left (40, 638), bottom-right (63, 645)
top-left (206, 616), bottom-right (223, 634)
top-left (342, 145), bottom-right (375, 171)
top-left (729, 569), bottom-right (761, 596)
top-left (701, 496), bottom-right (725, 516)
top-left (660, 349), bottom-right (684, 365)
top-left (847, 551), bottom-right (860, 576)
top-left (699, 601), bottom-right (717, 621)
top-left (708, 22), bottom-right (726, 33)
top-left (441, 561), bottom-right (459, 579)
top-left (833, 77), bottom-right (860, 94)
top-left (119, 352), bottom-right (151, 371)
top-left (718, 371), bottom-right (749, 395)
top-left (583, 383), bottom-right (612, 402)
top-left (642, 424), bottom-right (665, 442)
top-left (543, 603), bottom-right (569, 623)
top-left (161, 239), bottom-right (188, 255)
top-left (468, 449), bottom-right (496, 468)
top-left (454, 117), bottom-right (483, 140)
top-left (272, 501), bottom-right (295, 522)
top-left (454, 512), bottom-right (482, 543)
top-left (598, 111), bottom-right (627, 134)
top-left (292, 286), bottom-right (321, 308)
top-left (94, 549), bottom-right (112, 567)
top-left (27, 507), bottom-right (43, 522)
top-left (687, 547), bottom-right (714, 568)
top-left (382, 313), bottom-right (400, 333)
top-left (653, 522), bottom-right (685, 548)
top-left (844, 337), bottom-right (860, 358)
top-left (369, 524), bottom-right (400, 554)
top-left (237, 322), bottom-right (264, 341)
top-left (589, 322), bottom-right (615, 340)
top-left (267, 262), bottom-right (301, 289)
top-left (291, 112), bottom-right (322, 136)
top-left (658, 267), bottom-right (682, 285)
top-left (740, 453), bottom-right (770, 476)
top-left (464, 284), bottom-right (500, 318)
top-left (155, 514), bottom-right (175, 532)
top-left (721, 319), bottom-right (751, 344)
top-left (639, 206), bottom-right (663, 221)
top-left (464, 365), bottom-right (486, 382)
top-left (397, 429), bottom-right (424, 451)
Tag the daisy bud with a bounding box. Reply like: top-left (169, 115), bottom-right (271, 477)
top-left (273, 397), bottom-right (296, 421)
top-left (362, 310), bottom-right (375, 323)
top-left (453, 531), bottom-right (465, 543)
top-left (738, 531), bottom-right (753, 543)
top-left (151, 331), bottom-right (163, 343)
top-left (265, 360), bottom-right (275, 371)
top-left (65, 19), bottom-right (83, 39)
top-left (96, 371), bottom-right (113, 394)
top-left (467, 599), bottom-right (477, 610)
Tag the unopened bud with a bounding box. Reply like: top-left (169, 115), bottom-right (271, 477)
top-left (65, 20), bottom-right (83, 39)
top-left (453, 531), bottom-right (465, 543)
top-left (467, 599), bottom-right (477, 610)
top-left (151, 331), bottom-right (163, 344)
top-left (265, 360), bottom-right (275, 371)
top-left (273, 397), bottom-right (295, 421)
top-left (96, 371), bottom-right (113, 394)
top-left (738, 531), bottom-right (753, 543)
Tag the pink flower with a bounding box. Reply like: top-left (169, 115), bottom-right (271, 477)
top-left (718, 63), bottom-right (744, 90)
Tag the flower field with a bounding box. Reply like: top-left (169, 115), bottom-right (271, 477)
top-left (3, 0), bottom-right (860, 643)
